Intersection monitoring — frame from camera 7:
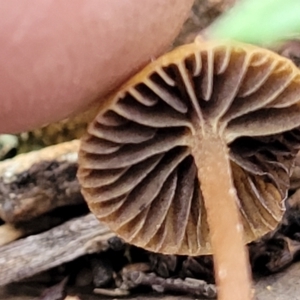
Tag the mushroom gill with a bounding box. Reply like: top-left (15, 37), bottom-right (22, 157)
top-left (78, 40), bottom-right (300, 299)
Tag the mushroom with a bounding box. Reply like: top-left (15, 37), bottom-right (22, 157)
top-left (77, 40), bottom-right (300, 300)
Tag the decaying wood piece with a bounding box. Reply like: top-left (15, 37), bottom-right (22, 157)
top-left (250, 233), bottom-right (300, 274)
top-left (1, 197), bottom-right (300, 298)
top-left (121, 271), bottom-right (216, 298)
top-left (0, 206), bottom-right (86, 246)
top-left (0, 160), bottom-right (83, 223)
top-left (0, 140), bottom-right (80, 177)
top-left (93, 288), bottom-right (130, 297)
top-left (64, 296), bottom-right (81, 300)
top-left (0, 140), bottom-right (83, 223)
top-left (0, 224), bottom-right (24, 246)
top-left (0, 213), bottom-right (114, 286)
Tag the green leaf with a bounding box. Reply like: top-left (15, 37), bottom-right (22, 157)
top-left (208, 0), bottom-right (300, 45)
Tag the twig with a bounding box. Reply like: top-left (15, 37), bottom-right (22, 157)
top-left (0, 214), bottom-right (114, 286)
top-left (0, 141), bottom-right (83, 223)
top-left (121, 271), bottom-right (216, 298)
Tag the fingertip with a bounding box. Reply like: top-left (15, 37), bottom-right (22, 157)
top-left (0, 0), bottom-right (194, 133)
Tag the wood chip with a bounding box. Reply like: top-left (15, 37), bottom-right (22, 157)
top-left (0, 213), bottom-right (114, 286)
top-left (0, 160), bottom-right (83, 223)
top-left (64, 296), bottom-right (81, 300)
top-left (0, 224), bottom-right (23, 246)
top-left (0, 140), bottom-right (79, 179)
top-left (121, 271), bottom-right (216, 298)
top-left (0, 140), bottom-right (83, 223)
top-left (93, 288), bottom-right (130, 297)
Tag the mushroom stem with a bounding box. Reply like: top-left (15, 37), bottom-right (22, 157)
top-left (192, 132), bottom-right (252, 300)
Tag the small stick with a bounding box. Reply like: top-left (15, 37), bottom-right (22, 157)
top-left (0, 213), bottom-right (114, 286)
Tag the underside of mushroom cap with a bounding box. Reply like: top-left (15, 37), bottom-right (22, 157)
top-left (78, 40), bottom-right (300, 256)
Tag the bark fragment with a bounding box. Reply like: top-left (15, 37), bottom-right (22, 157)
top-left (0, 213), bottom-right (114, 286)
top-left (0, 140), bottom-right (83, 223)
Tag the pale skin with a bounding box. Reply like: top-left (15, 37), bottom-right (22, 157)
top-left (0, 0), bottom-right (194, 133)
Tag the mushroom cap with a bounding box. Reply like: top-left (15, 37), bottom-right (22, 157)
top-left (78, 40), bottom-right (300, 256)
